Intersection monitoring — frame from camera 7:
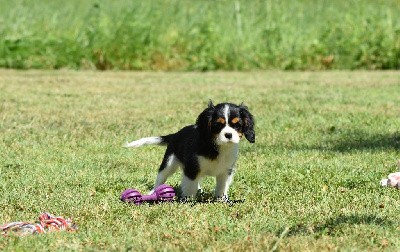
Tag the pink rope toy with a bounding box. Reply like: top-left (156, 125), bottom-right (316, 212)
top-left (1, 212), bottom-right (78, 237)
top-left (380, 160), bottom-right (400, 188)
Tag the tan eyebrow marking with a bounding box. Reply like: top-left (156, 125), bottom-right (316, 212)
top-left (231, 117), bottom-right (240, 124)
top-left (216, 118), bottom-right (226, 124)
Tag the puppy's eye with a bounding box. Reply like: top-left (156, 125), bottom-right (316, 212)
top-left (216, 118), bottom-right (225, 124)
top-left (231, 117), bottom-right (240, 124)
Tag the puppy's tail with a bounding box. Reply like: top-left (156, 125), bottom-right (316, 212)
top-left (124, 135), bottom-right (171, 148)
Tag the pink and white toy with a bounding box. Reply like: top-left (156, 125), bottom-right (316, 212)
top-left (380, 160), bottom-right (400, 188)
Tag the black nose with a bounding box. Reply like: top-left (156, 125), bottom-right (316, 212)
top-left (225, 133), bottom-right (232, 139)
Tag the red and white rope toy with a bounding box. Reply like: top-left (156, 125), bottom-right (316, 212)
top-left (1, 212), bottom-right (77, 237)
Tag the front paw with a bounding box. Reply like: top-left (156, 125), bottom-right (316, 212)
top-left (178, 195), bottom-right (196, 203)
top-left (216, 195), bottom-right (230, 203)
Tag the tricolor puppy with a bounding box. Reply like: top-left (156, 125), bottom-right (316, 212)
top-left (125, 101), bottom-right (255, 200)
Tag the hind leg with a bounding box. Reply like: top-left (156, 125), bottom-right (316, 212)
top-left (150, 154), bottom-right (180, 193)
top-left (181, 175), bottom-right (200, 198)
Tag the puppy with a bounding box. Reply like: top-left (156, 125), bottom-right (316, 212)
top-left (125, 101), bottom-right (255, 199)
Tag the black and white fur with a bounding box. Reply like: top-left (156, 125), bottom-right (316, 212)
top-left (125, 101), bottom-right (255, 199)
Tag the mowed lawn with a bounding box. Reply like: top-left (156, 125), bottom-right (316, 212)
top-left (0, 70), bottom-right (399, 251)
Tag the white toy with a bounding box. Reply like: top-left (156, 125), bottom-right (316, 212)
top-left (380, 160), bottom-right (400, 188)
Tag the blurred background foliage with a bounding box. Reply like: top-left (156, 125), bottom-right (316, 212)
top-left (0, 0), bottom-right (399, 71)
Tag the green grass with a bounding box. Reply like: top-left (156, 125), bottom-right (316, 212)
top-left (1, 0), bottom-right (400, 71)
top-left (0, 70), bottom-right (400, 251)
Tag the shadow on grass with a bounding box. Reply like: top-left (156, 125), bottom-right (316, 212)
top-left (173, 187), bottom-right (245, 205)
top-left (130, 184), bottom-right (245, 206)
top-left (310, 129), bottom-right (400, 152)
top-left (280, 214), bottom-right (393, 237)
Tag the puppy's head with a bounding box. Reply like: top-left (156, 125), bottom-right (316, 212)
top-left (196, 101), bottom-right (255, 145)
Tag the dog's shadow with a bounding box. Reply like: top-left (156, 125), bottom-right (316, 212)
top-left (146, 184), bottom-right (245, 205)
top-left (278, 214), bottom-right (393, 237)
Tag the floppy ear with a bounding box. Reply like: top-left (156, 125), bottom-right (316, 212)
top-left (196, 101), bottom-right (215, 139)
top-left (239, 104), bottom-right (255, 143)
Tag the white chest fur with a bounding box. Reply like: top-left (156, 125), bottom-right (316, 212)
top-left (198, 144), bottom-right (239, 177)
